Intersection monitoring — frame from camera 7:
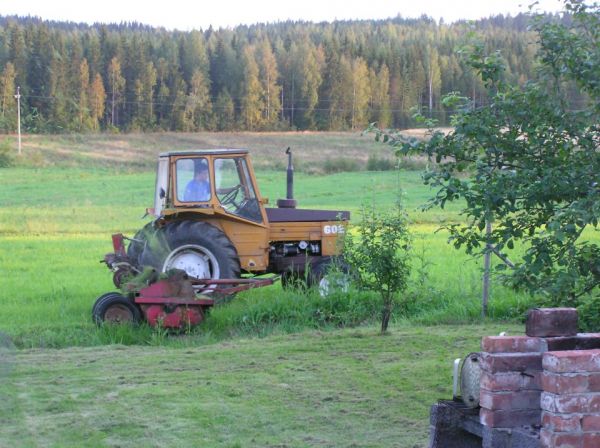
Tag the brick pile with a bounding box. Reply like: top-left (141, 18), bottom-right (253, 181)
top-left (478, 308), bottom-right (581, 431)
top-left (479, 335), bottom-right (544, 429)
top-left (540, 349), bottom-right (600, 447)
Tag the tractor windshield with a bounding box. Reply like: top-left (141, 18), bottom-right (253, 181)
top-left (215, 157), bottom-right (262, 223)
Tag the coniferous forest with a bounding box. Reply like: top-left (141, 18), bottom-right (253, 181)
top-left (0, 14), bottom-right (553, 133)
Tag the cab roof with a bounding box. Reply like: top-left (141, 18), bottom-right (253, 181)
top-left (159, 149), bottom-right (249, 157)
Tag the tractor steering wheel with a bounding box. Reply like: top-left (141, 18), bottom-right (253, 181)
top-left (220, 184), bottom-right (242, 207)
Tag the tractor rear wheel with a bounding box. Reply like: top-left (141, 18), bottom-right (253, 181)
top-left (139, 221), bottom-right (240, 281)
top-left (92, 293), bottom-right (141, 325)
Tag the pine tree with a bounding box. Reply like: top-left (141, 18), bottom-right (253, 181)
top-left (350, 57), bottom-right (371, 130)
top-left (256, 38), bottom-right (281, 126)
top-left (183, 69), bottom-right (213, 131)
top-left (89, 73), bottom-right (106, 130)
top-left (215, 88), bottom-right (235, 131)
top-left (370, 64), bottom-right (392, 128)
top-left (133, 61), bottom-right (157, 130)
top-left (0, 62), bottom-right (16, 131)
top-left (76, 58), bottom-right (92, 130)
top-left (241, 46), bottom-right (264, 130)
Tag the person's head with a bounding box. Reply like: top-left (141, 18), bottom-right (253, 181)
top-left (194, 162), bottom-right (209, 182)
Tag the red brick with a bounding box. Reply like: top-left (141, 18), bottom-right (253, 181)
top-left (481, 370), bottom-right (542, 391)
top-left (582, 415), bottom-right (600, 432)
top-left (546, 334), bottom-right (600, 351)
top-left (480, 408), bottom-right (541, 428)
top-left (541, 392), bottom-right (600, 414)
top-left (480, 352), bottom-right (543, 374)
top-left (542, 411), bottom-right (582, 432)
top-left (526, 308), bottom-right (578, 337)
top-left (583, 433), bottom-right (600, 448)
top-left (540, 429), bottom-right (583, 448)
top-left (590, 375), bottom-right (600, 391)
top-left (481, 335), bottom-right (545, 353)
top-left (480, 389), bottom-right (541, 410)
top-left (542, 372), bottom-right (593, 394)
top-left (544, 350), bottom-right (600, 374)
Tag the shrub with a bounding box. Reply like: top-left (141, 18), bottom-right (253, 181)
top-left (323, 157), bottom-right (361, 174)
top-left (578, 295), bottom-right (600, 332)
top-left (344, 199), bottom-right (412, 333)
top-left (366, 154), bottom-right (396, 171)
top-left (0, 139), bottom-right (14, 168)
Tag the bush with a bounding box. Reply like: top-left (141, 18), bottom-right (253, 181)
top-left (578, 295), bottom-right (600, 332)
top-left (344, 200), bottom-right (412, 333)
top-left (322, 157), bottom-right (361, 174)
top-left (0, 139), bottom-right (14, 168)
top-left (366, 154), bottom-right (396, 171)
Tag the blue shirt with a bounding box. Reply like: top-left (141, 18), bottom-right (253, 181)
top-left (184, 179), bottom-right (210, 201)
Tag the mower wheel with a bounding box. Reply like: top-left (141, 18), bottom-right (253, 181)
top-left (92, 293), bottom-right (141, 325)
top-left (140, 220), bottom-right (240, 281)
top-left (92, 292), bottom-right (121, 317)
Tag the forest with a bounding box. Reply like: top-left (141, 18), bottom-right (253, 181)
top-left (0, 13), bottom-right (550, 133)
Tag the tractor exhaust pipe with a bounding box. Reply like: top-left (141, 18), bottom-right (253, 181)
top-left (277, 147), bottom-right (297, 208)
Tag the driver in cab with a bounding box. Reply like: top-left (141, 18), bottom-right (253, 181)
top-left (184, 162), bottom-right (210, 202)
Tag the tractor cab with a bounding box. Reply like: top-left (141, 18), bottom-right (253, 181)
top-left (153, 149), bottom-right (265, 225)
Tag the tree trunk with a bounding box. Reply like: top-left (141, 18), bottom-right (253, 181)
top-left (381, 301), bottom-right (392, 333)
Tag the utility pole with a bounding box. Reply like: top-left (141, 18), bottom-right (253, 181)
top-left (14, 86), bottom-right (21, 155)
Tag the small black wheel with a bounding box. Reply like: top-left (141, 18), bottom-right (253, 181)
top-left (92, 293), bottom-right (141, 325)
top-left (91, 292), bottom-right (122, 317)
top-left (112, 265), bottom-right (135, 288)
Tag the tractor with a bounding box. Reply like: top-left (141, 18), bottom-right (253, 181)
top-left (95, 148), bottom-right (350, 328)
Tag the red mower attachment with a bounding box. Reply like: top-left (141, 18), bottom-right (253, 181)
top-left (92, 270), bottom-right (276, 330)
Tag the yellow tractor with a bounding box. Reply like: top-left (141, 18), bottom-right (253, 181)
top-left (104, 148), bottom-right (350, 293)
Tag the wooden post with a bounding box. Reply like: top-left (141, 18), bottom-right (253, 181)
top-left (482, 218), bottom-right (492, 318)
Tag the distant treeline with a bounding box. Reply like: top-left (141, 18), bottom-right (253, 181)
top-left (0, 14), bottom-right (559, 133)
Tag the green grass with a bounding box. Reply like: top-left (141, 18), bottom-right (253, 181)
top-left (0, 167), bottom-right (461, 235)
top-left (0, 323), bottom-right (521, 448)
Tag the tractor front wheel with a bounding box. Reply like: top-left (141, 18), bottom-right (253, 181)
top-left (281, 257), bottom-right (351, 296)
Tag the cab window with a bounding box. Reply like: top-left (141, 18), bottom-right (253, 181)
top-left (215, 157), bottom-right (262, 222)
top-left (176, 158), bottom-right (211, 203)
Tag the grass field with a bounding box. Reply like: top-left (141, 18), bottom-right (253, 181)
top-left (1, 323), bottom-right (521, 447)
top-left (0, 131), bottom-right (536, 447)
